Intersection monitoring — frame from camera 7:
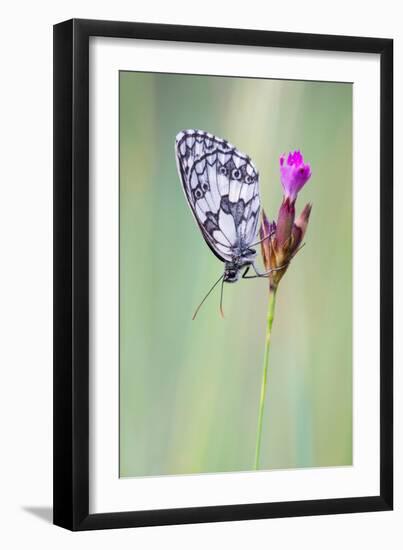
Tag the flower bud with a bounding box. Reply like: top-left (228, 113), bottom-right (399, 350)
top-left (293, 203), bottom-right (312, 247)
top-left (276, 197), bottom-right (295, 248)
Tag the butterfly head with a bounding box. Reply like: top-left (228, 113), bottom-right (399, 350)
top-left (224, 251), bottom-right (255, 283)
top-left (224, 267), bottom-right (241, 283)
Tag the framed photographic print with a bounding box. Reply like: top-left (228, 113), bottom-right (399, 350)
top-left (53, 19), bottom-right (393, 530)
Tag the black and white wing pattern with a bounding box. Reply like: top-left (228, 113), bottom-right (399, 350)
top-left (175, 129), bottom-right (260, 262)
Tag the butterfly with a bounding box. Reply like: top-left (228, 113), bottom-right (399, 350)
top-left (175, 129), bottom-right (274, 318)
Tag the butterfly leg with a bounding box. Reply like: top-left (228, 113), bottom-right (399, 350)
top-left (242, 264), bottom-right (267, 279)
top-left (243, 243), bottom-right (306, 279)
top-left (242, 267), bottom-right (261, 279)
top-left (242, 265), bottom-right (270, 279)
top-left (242, 267), bottom-right (251, 279)
top-left (254, 263), bottom-right (287, 278)
top-left (249, 230), bottom-right (276, 248)
top-left (242, 263), bottom-right (286, 279)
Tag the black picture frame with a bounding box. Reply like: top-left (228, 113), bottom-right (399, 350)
top-left (53, 18), bottom-right (393, 531)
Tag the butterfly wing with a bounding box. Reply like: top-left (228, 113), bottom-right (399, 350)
top-left (175, 129), bottom-right (260, 263)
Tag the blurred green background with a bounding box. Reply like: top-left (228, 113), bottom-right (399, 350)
top-left (119, 71), bottom-right (352, 477)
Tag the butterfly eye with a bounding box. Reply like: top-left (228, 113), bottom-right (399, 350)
top-left (194, 188), bottom-right (203, 199)
top-left (202, 182), bottom-right (209, 192)
top-left (219, 166), bottom-right (228, 176)
top-left (232, 169), bottom-right (241, 180)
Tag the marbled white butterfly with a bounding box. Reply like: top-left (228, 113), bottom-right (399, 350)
top-left (175, 129), bottom-right (273, 318)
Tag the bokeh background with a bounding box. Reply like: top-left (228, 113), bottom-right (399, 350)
top-left (119, 71), bottom-right (352, 477)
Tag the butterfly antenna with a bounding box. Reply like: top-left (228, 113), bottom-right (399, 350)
top-left (219, 277), bottom-right (225, 318)
top-left (192, 274), bottom-right (225, 320)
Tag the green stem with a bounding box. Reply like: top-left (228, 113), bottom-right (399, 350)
top-left (254, 286), bottom-right (277, 470)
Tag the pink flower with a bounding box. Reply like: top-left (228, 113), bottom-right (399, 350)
top-left (280, 150), bottom-right (312, 202)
